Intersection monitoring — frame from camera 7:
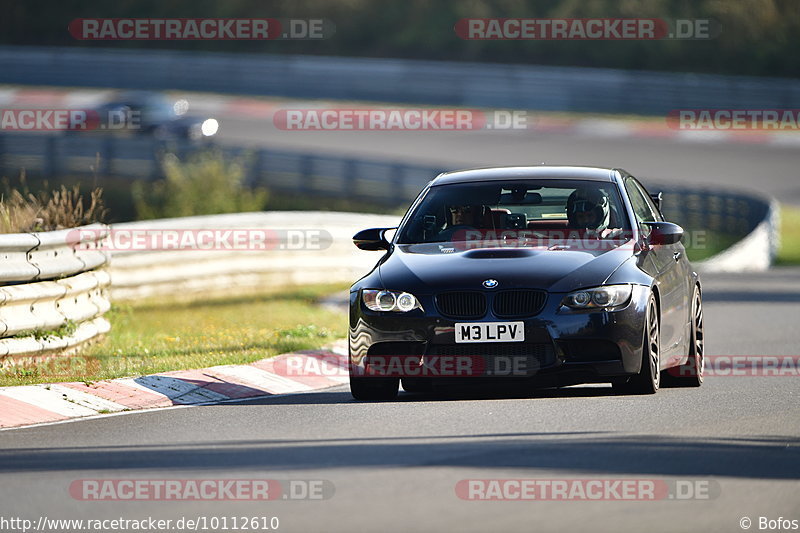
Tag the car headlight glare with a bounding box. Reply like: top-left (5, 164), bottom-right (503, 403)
top-left (363, 289), bottom-right (422, 312)
top-left (201, 118), bottom-right (219, 136)
top-left (562, 285), bottom-right (632, 310)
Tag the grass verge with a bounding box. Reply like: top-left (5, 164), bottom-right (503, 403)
top-left (685, 231), bottom-right (742, 263)
top-left (0, 283), bottom-right (349, 387)
top-left (0, 176), bottom-right (107, 233)
top-left (683, 202), bottom-right (800, 264)
top-left (776, 204), bottom-right (800, 265)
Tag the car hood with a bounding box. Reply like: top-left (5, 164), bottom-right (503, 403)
top-left (379, 241), bottom-right (634, 294)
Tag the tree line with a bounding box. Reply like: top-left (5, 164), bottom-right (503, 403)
top-left (2, 0), bottom-right (797, 78)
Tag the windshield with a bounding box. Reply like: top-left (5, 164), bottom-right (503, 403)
top-left (396, 179), bottom-right (631, 244)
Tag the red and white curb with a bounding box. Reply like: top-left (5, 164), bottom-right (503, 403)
top-left (1, 86), bottom-right (799, 147)
top-left (0, 341), bottom-right (349, 430)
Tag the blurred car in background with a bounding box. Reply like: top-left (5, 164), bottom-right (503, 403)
top-left (67, 91), bottom-right (219, 141)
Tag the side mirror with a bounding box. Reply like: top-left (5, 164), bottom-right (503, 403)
top-left (353, 228), bottom-right (394, 251)
top-left (643, 221), bottom-right (683, 245)
top-left (649, 191), bottom-right (663, 211)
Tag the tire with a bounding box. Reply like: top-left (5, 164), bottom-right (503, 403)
top-left (669, 285), bottom-right (704, 387)
top-left (401, 378), bottom-right (433, 393)
top-left (614, 293), bottom-right (660, 395)
top-left (350, 375), bottom-right (399, 401)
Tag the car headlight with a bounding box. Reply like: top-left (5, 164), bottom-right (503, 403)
top-left (363, 289), bottom-right (422, 312)
top-left (561, 285), bottom-right (632, 310)
top-left (201, 118), bottom-right (219, 136)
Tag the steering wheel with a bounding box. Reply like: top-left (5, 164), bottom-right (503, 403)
top-left (438, 224), bottom-right (479, 241)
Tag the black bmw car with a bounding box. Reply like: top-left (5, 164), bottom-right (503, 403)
top-left (349, 166), bottom-right (704, 400)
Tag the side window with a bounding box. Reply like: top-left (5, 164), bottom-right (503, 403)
top-left (632, 179), bottom-right (664, 222)
top-left (624, 178), bottom-right (657, 224)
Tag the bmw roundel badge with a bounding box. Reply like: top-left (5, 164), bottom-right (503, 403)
top-left (482, 279), bottom-right (499, 289)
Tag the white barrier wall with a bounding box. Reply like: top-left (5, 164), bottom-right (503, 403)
top-left (0, 224), bottom-right (110, 360)
top-left (109, 212), bottom-right (401, 302)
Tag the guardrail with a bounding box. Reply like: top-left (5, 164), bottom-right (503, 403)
top-left (691, 199), bottom-right (780, 272)
top-left (0, 222), bottom-right (109, 283)
top-left (0, 225), bottom-right (110, 361)
top-left (109, 212), bottom-right (400, 301)
top-left (2, 45), bottom-right (799, 114)
top-left (659, 187), bottom-right (779, 272)
top-left (0, 134), bottom-right (442, 205)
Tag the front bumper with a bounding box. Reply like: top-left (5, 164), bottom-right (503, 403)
top-left (349, 285), bottom-right (650, 386)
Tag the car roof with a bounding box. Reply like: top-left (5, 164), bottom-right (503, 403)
top-left (104, 91), bottom-right (169, 105)
top-left (431, 166), bottom-right (619, 186)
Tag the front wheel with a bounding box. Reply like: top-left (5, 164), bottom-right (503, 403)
top-left (350, 375), bottom-right (399, 401)
top-left (614, 293), bottom-right (660, 395)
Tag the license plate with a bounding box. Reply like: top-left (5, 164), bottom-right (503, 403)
top-left (455, 322), bottom-right (525, 343)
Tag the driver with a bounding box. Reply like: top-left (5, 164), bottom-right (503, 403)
top-left (447, 204), bottom-right (484, 228)
top-left (435, 204), bottom-right (488, 241)
top-left (566, 188), bottom-right (622, 239)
